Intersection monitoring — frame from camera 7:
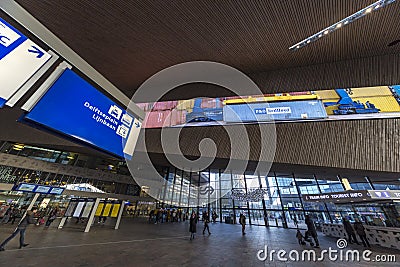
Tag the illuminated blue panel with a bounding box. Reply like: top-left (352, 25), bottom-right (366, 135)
top-left (23, 69), bottom-right (138, 158)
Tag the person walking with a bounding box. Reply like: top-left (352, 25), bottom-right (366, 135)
top-left (212, 211), bottom-right (217, 223)
top-left (0, 206), bottom-right (11, 224)
top-left (202, 211), bottom-right (211, 235)
top-left (239, 213), bottom-right (246, 235)
top-left (0, 207), bottom-right (38, 251)
top-left (10, 207), bottom-right (22, 224)
top-left (343, 217), bottom-right (360, 245)
top-left (293, 215), bottom-right (299, 228)
top-left (353, 218), bottom-right (371, 248)
top-left (45, 208), bottom-right (58, 228)
top-left (189, 211), bottom-right (198, 240)
top-left (305, 214), bottom-right (320, 248)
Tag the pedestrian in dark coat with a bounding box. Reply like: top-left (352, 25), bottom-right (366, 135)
top-left (239, 213), bottom-right (246, 235)
top-left (45, 208), bottom-right (58, 228)
top-left (353, 218), bottom-right (370, 247)
top-left (305, 214), bottom-right (320, 248)
top-left (189, 211), bottom-right (197, 240)
top-left (202, 211), bottom-right (211, 235)
top-left (343, 217), bottom-right (360, 245)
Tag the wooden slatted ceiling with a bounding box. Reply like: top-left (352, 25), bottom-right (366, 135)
top-left (15, 0), bottom-right (400, 100)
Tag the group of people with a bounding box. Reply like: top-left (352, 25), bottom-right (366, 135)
top-left (189, 211), bottom-right (246, 240)
top-left (148, 208), bottom-right (187, 224)
top-left (343, 217), bottom-right (371, 248)
top-left (0, 205), bottom-right (24, 225)
top-left (189, 211), bottom-right (212, 240)
top-left (296, 215), bottom-right (372, 249)
top-left (295, 215), bottom-right (320, 248)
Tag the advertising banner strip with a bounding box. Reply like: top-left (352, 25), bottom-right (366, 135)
top-left (0, 17), bottom-right (51, 107)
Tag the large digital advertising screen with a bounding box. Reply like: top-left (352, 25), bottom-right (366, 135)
top-left (137, 85), bottom-right (400, 128)
top-left (22, 69), bottom-right (141, 158)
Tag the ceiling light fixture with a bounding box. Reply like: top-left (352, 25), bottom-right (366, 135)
top-left (289, 0), bottom-right (397, 51)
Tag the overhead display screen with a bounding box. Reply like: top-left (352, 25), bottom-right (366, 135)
top-left (49, 187), bottom-right (64, 195)
top-left (22, 69), bottom-right (141, 158)
top-left (35, 185), bottom-right (51, 194)
top-left (16, 183), bottom-right (36, 192)
top-left (137, 85), bottom-right (400, 128)
top-left (15, 183), bottom-right (64, 195)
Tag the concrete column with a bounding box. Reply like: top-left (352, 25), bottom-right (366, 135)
top-left (114, 201), bottom-right (125, 230)
top-left (84, 198), bottom-right (101, 233)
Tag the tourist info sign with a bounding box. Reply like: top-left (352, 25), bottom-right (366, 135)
top-left (0, 17), bottom-right (51, 107)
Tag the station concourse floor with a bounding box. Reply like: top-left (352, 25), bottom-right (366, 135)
top-left (0, 218), bottom-right (399, 267)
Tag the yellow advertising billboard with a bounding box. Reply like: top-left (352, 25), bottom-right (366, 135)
top-left (110, 204), bottom-right (120, 217)
top-left (102, 203), bottom-right (112, 216)
top-left (95, 203), bottom-right (104, 216)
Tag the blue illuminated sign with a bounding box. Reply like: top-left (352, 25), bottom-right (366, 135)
top-left (22, 69), bottom-right (140, 158)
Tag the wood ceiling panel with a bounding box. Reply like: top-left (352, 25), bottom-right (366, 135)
top-left (15, 0), bottom-right (400, 100)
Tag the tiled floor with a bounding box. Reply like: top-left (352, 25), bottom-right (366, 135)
top-left (0, 218), bottom-right (399, 267)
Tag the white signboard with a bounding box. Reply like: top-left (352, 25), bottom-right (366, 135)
top-left (266, 107), bottom-right (291, 114)
top-left (0, 17), bottom-right (51, 107)
top-left (123, 118), bottom-right (142, 157)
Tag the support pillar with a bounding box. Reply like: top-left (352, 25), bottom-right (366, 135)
top-left (84, 198), bottom-right (101, 233)
top-left (115, 201), bottom-right (125, 230)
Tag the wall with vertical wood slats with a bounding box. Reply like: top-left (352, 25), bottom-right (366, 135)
top-left (138, 118), bottom-right (400, 173)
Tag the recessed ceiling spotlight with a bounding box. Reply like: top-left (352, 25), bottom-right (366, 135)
top-left (289, 0), bottom-right (397, 51)
top-left (318, 34), bottom-right (322, 37)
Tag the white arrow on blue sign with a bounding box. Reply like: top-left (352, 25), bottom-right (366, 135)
top-left (123, 117), bottom-right (142, 158)
top-left (0, 17), bottom-right (51, 107)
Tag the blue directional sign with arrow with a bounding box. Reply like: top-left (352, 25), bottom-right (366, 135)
top-left (0, 17), bottom-right (51, 107)
top-left (27, 45), bottom-right (45, 58)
